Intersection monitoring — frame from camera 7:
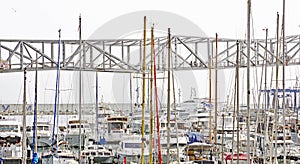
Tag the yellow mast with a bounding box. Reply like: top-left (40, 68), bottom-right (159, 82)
top-left (141, 16), bottom-right (146, 164)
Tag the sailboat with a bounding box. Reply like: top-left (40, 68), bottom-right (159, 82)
top-left (0, 115), bottom-right (23, 162)
top-left (80, 143), bottom-right (116, 164)
top-left (27, 121), bottom-right (53, 148)
top-left (42, 141), bottom-right (78, 164)
top-left (41, 29), bottom-right (78, 164)
top-left (117, 134), bottom-right (151, 163)
top-left (64, 118), bottom-right (91, 149)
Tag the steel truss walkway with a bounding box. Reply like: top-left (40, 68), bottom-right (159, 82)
top-left (0, 34), bottom-right (299, 73)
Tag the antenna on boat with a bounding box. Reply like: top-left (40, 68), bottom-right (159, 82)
top-left (178, 89), bottom-right (181, 105)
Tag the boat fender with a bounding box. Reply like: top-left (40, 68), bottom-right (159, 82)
top-left (32, 152), bottom-right (38, 164)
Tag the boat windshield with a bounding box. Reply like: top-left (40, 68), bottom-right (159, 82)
top-left (104, 152), bottom-right (111, 156)
top-left (37, 126), bottom-right (49, 131)
top-left (0, 125), bottom-right (19, 132)
top-left (226, 161), bottom-right (248, 164)
top-left (225, 154), bottom-right (250, 164)
top-left (109, 123), bottom-right (124, 130)
top-left (124, 143), bottom-right (142, 148)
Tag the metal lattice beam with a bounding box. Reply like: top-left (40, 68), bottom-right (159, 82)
top-left (0, 34), bottom-right (300, 73)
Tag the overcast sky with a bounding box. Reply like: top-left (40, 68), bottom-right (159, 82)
top-left (1, 0), bottom-right (299, 40)
top-left (0, 0), bottom-right (300, 104)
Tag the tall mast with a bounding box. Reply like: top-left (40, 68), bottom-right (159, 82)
top-left (51, 29), bottom-right (61, 151)
top-left (214, 33), bottom-right (218, 146)
top-left (22, 67), bottom-right (27, 163)
top-left (208, 39), bottom-right (212, 144)
top-left (221, 113), bottom-right (224, 163)
top-left (282, 0), bottom-right (287, 163)
top-left (149, 26), bottom-right (154, 164)
top-left (166, 28), bottom-right (171, 164)
top-left (231, 43), bottom-right (238, 164)
top-left (56, 30), bottom-right (61, 148)
top-left (236, 41), bottom-right (240, 162)
top-left (141, 16), bottom-right (146, 164)
top-left (153, 28), bottom-right (162, 164)
top-left (171, 44), bottom-right (179, 163)
top-left (130, 73), bottom-right (133, 115)
top-left (78, 15), bottom-right (82, 163)
top-left (273, 12), bottom-right (280, 164)
top-left (263, 27), bottom-right (270, 163)
top-left (264, 28), bottom-right (268, 116)
top-left (95, 71), bottom-right (99, 140)
top-left (246, 0), bottom-right (251, 163)
top-left (32, 52), bottom-right (38, 161)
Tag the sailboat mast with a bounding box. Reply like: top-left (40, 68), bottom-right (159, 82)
top-left (264, 28), bottom-right (268, 118)
top-left (282, 0), bottom-right (287, 163)
top-left (231, 59), bottom-right (237, 164)
top-left (153, 28), bottom-right (162, 164)
top-left (33, 52), bottom-right (38, 154)
top-left (149, 26), bottom-right (154, 164)
top-left (78, 15), bottom-right (83, 163)
top-left (51, 29), bottom-right (61, 151)
top-left (95, 71), bottom-right (99, 140)
top-left (171, 45), bottom-right (180, 163)
top-left (214, 33), bottom-right (218, 146)
top-left (208, 39), bottom-right (212, 144)
top-left (22, 67), bottom-right (27, 163)
top-left (166, 28), bottom-right (171, 164)
top-left (273, 12), bottom-right (280, 163)
top-left (141, 16), bottom-right (146, 164)
top-left (56, 30), bottom-right (61, 148)
top-left (246, 0), bottom-right (251, 163)
top-left (263, 27), bottom-right (270, 163)
top-left (221, 113), bottom-right (224, 163)
top-left (236, 41), bottom-right (240, 162)
top-left (31, 52), bottom-right (39, 162)
top-left (130, 73), bottom-right (133, 114)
